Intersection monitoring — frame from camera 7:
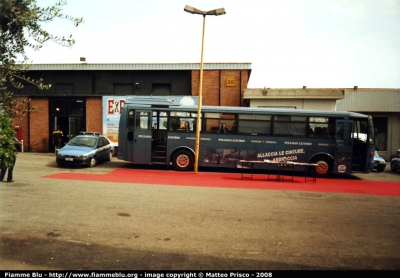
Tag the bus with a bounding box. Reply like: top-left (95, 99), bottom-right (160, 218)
top-left (118, 96), bottom-right (376, 176)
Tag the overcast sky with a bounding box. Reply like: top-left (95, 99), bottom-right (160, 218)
top-left (26, 0), bottom-right (400, 89)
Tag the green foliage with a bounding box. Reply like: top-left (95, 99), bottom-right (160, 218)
top-left (0, 0), bottom-right (82, 161)
top-left (1, 0), bottom-right (83, 88)
top-left (0, 109), bottom-right (17, 168)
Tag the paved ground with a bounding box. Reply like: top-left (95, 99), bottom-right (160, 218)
top-left (0, 153), bottom-right (399, 270)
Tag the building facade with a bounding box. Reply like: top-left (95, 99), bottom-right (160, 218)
top-left (336, 88), bottom-right (400, 160)
top-left (10, 63), bottom-right (251, 152)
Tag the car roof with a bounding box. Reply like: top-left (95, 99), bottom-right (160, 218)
top-left (75, 134), bottom-right (100, 137)
top-left (79, 131), bottom-right (101, 136)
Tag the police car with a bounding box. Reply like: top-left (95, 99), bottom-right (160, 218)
top-left (373, 151), bottom-right (386, 172)
top-left (391, 149), bottom-right (400, 173)
top-left (56, 132), bottom-right (114, 167)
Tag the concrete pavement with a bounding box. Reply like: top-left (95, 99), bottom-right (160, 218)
top-left (0, 153), bottom-right (399, 270)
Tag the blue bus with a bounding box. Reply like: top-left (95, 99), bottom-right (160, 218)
top-left (118, 96), bottom-right (376, 176)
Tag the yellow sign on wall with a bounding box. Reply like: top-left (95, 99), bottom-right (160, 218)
top-left (226, 77), bottom-right (235, 87)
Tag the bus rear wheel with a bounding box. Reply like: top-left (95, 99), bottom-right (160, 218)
top-left (172, 150), bottom-right (194, 171)
top-left (310, 155), bottom-right (332, 176)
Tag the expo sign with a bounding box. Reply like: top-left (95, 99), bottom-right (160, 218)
top-left (107, 99), bottom-right (125, 114)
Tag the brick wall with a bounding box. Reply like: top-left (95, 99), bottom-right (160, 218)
top-left (240, 70), bottom-right (249, 107)
top-left (191, 69), bottom-right (248, 106)
top-left (86, 97), bottom-right (102, 133)
top-left (220, 70), bottom-right (240, 106)
top-left (28, 98), bottom-right (49, 152)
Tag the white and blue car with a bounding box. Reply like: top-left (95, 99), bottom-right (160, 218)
top-left (373, 151), bottom-right (386, 172)
top-left (56, 132), bottom-right (114, 167)
top-left (391, 150), bottom-right (400, 173)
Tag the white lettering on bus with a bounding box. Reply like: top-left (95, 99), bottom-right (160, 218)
top-left (251, 140), bottom-right (277, 144)
top-left (257, 151), bottom-right (279, 158)
top-left (285, 149), bottom-right (305, 155)
top-left (285, 141), bottom-right (312, 146)
top-left (168, 136), bottom-right (180, 140)
top-left (271, 156), bottom-right (298, 162)
top-left (318, 143), bottom-right (330, 146)
top-left (138, 135), bottom-right (152, 138)
top-left (185, 137), bottom-right (211, 141)
top-left (257, 148), bottom-right (305, 160)
top-left (218, 139), bottom-right (245, 143)
top-left (285, 141), bottom-right (298, 145)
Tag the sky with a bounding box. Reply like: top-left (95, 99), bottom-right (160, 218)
top-left (25, 0), bottom-right (400, 89)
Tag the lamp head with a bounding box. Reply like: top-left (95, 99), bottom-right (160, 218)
top-left (184, 5), bottom-right (226, 16)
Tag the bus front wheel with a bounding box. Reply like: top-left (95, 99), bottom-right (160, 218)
top-left (310, 155), bottom-right (332, 176)
top-left (172, 150), bottom-right (194, 171)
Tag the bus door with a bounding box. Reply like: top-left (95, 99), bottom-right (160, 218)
top-left (150, 111), bottom-right (168, 165)
top-left (334, 120), bottom-right (353, 174)
top-left (132, 110), bottom-right (152, 164)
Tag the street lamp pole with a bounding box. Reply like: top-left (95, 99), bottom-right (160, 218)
top-left (184, 5), bottom-right (226, 174)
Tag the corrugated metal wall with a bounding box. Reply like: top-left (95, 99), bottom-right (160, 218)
top-left (337, 90), bottom-right (400, 112)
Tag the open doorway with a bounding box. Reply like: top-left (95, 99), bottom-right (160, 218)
top-left (50, 98), bottom-right (85, 152)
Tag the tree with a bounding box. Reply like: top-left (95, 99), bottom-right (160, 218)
top-left (0, 0), bottom-right (83, 167)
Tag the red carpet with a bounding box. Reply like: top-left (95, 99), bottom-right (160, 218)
top-left (43, 168), bottom-right (400, 196)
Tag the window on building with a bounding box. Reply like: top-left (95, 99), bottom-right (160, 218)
top-left (152, 84), bottom-right (171, 96)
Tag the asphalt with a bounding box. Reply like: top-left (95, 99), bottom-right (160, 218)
top-left (0, 153), bottom-right (399, 271)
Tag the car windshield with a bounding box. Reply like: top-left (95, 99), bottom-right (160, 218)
top-left (68, 137), bottom-right (97, 147)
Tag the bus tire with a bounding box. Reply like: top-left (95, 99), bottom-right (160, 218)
top-left (172, 150), bottom-right (194, 171)
top-left (310, 155), bottom-right (332, 176)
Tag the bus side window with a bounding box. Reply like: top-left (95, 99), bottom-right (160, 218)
top-left (170, 118), bottom-right (180, 131)
top-left (136, 111), bottom-right (151, 130)
top-left (308, 127), bottom-right (315, 137)
top-left (230, 122), bottom-right (237, 133)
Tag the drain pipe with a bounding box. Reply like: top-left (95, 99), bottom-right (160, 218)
top-left (28, 98), bottom-right (31, 151)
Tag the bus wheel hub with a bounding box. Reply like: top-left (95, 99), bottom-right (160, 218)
top-left (176, 155), bottom-right (189, 167)
top-left (316, 162), bottom-right (329, 175)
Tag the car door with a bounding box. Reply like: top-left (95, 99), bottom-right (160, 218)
top-left (101, 137), bottom-right (111, 160)
top-left (96, 137), bottom-right (105, 161)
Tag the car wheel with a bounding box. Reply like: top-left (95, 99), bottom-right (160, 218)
top-left (376, 165), bottom-right (385, 172)
top-left (172, 150), bottom-right (194, 171)
top-left (107, 151), bottom-right (113, 161)
top-left (310, 155), bottom-right (333, 177)
top-left (391, 164), bottom-right (396, 172)
top-left (90, 156), bottom-right (98, 167)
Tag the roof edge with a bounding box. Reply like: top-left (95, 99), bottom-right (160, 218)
top-left (23, 62), bottom-right (252, 71)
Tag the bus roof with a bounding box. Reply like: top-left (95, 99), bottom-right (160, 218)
top-left (124, 96), bottom-right (369, 119)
